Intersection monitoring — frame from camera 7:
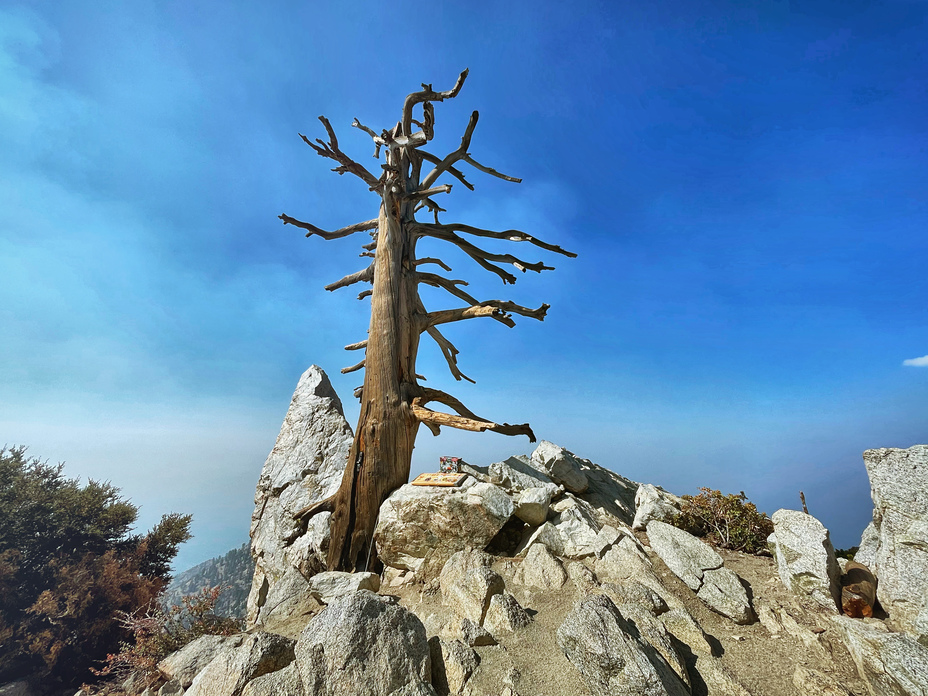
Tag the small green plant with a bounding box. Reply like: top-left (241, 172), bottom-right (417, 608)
top-left (92, 585), bottom-right (243, 687)
top-left (673, 488), bottom-right (774, 555)
top-left (835, 546), bottom-right (859, 561)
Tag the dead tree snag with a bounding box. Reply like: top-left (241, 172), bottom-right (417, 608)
top-left (281, 70), bottom-right (576, 571)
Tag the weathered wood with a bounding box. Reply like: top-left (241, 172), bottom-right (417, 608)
top-left (281, 71), bottom-right (574, 571)
top-left (841, 561), bottom-right (877, 618)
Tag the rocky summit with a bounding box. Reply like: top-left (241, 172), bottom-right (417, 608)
top-left (100, 369), bottom-right (928, 696)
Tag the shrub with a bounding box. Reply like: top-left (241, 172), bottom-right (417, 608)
top-left (673, 487), bottom-right (774, 555)
top-left (0, 446), bottom-right (191, 689)
top-left (92, 585), bottom-right (243, 688)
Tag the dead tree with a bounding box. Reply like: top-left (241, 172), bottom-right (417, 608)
top-left (281, 70), bottom-right (575, 571)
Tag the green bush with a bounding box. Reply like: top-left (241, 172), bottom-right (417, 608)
top-left (0, 446), bottom-right (191, 690)
top-left (673, 487), bottom-right (774, 555)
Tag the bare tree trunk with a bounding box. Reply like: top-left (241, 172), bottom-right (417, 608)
top-left (327, 168), bottom-right (423, 571)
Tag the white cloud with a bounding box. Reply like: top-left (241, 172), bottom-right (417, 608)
top-left (902, 355), bottom-right (928, 367)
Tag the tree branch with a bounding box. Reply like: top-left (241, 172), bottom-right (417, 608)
top-left (402, 69), bottom-right (469, 137)
top-left (417, 150), bottom-right (474, 191)
top-left (420, 222), bottom-right (576, 258)
top-left (300, 116), bottom-right (381, 188)
top-left (425, 326), bottom-right (475, 383)
top-left (344, 340), bottom-right (367, 351)
top-left (421, 110), bottom-right (479, 190)
top-left (341, 359), bottom-right (365, 375)
top-left (278, 214), bottom-right (378, 240)
top-left (325, 263), bottom-right (374, 292)
top-left (415, 257), bottom-right (453, 272)
top-left (462, 155), bottom-right (522, 183)
top-left (411, 400), bottom-right (536, 442)
top-left (424, 304), bottom-right (516, 329)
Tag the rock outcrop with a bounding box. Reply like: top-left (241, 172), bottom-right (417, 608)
top-left (374, 479), bottom-right (513, 573)
top-left (768, 509), bottom-right (841, 612)
top-left (862, 445), bottom-right (928, 641)
top-left (834, 615), bottom-right (928, 696)
top-left (247, 366), bottom-right (353, 627)
top-left (646, 521), bottom-right (755, 624)
top-left (632, 484), bottom-right (682, 531)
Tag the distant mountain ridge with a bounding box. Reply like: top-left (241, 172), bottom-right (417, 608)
top-left (163, 542), bottom-right (254, 618)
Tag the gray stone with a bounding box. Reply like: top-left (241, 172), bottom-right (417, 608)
top-left (286, 511), bottom-right (331, 580)
top-left (250, 566), bottom-right (319, 632)
top-left (488, 455), bottom-right (559, 496)
top-left (555, 595), bottom-right (689, 696)
top-left (576, 459), bottom-right (639, 528)
top-left (659, 607), bottom-right (714, 657)
top-left (855, 521), bottom-right (879, 569)
top-left (615, 602), bottom-right (690, 688)
top-left (792, 666), bottom-right (853, 696)
top-left (429, 637), bottom-right (479, 696)
top-left (769, 509), bottom-right (841, 612)
top-left (185, 631), bottom-right (295, 696)
top-left (551, 494), bottom-right (603, 558)
top-left (159, 634), bottom-right (247, 688)
top-left (591, 525), bottom-right (622, 558)
top-left (834, 615), bottom-right (928, 696)
top-left (602, 581), bottom-right (668, 616)
top-left (459, 618), bottom-right (498, 647)
top-left (647, 521), bottom-right (754, 623)
top-left (388, 684), bottom-right (440, 696)
top-left (632, 484), bottom-right (682, 531)
top-left (646, 521), bottom-right (723, 591)
top-left (158, 680), bottom-right (185, 696)
top-left (565, 560), bottom-right (600, 593)
top-left (247, 366), bottom-right (353, 626)
top-left (438, 549), bottom-right (503, 624)
top-left (516, 543), bottom-right (567, 589)
top-left (294, 590), bottom-right (431, 696)
top-left (515, 521), bottom-right (564, 558)
top-left (531, 441), bottom-right (590, 493)
top-left (375, 480), bottom-right (513, 573)
top-left (514, 486), bottom-right (552, 526)
top-left (240, 663), bottom-right (303, 695)
top-left (484, 592), bottom-right (532, 634)
top-left (307, 571), bottom-right (380, 604)
top-left (863, 445), bottom-right (928, 641)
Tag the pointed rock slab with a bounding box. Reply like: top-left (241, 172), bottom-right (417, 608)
top-left (307, 571), bottom-right (380, 604)
top-left (439, 549), bottom-right (503, 624)
top-left (632, 484), bottom-right (682, 531)
top-left (489, 455), bottom-right (559, 497)
top-left (602, 581), bottom-right (668, 617)
top-left (551, 494), bottom-right (604, 558)
top-left (295, 590), bottom-right (431, 696)
top-left (531, 441), bottom-right (590, 494)
top-left (375, 480), bottom-right (513, 574)
top-left (833, 615), bottom-right (928, 696)
top-left (863, 445), bottom-right (928, 641)
top-left (248, 366), bottom-right (353, 626)
top-left (185, 632), bottom-right (296, 696)
top-left (647, 521), bottom-right (754, 624)
top-left (769, 509), bottom-right (841, 612)
top-left (556, 595), bottom-right (690, 696)
top-left (514, 486), bottom-right (553, 526)
top-left (615, 602), bottom-right (690, 689)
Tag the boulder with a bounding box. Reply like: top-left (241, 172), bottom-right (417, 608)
top-left (591, 525), bottom-right (622, 559)
top-left (307, 571), bottom-right (380, 604)
top-left (250, 566), bottom-right (319, 632)
top-left (515, 521), bottom-right (565, 558)
top-left (530, 441), bottom-right (590, 493)
top-left (659, 607), bottom-right (715, 657)
top-left (614, 602), bottom-right (690, 688)
top-left (488, 455), bottom-right (559, 497)
top-left (514, 486), bottom-right (553, 526)
top-left (294, 590), bottom-right (431, 696)
top-left (834, 615), bottom-right (928, 696)
top-left (555, 595), bottom-right (689, 696)
top-left (240, 663), bottom-right (304, 696)
top-left (516, 542), bottom-right (568, 589)
top-left (428, 637), bottom-right (479, 696)
top-left (602, 581), bottom-right (668, 616)
top-left (445, 566), bottom-right (505, 625)
top-left (863, 445), bottom-right (928, 641)
top-left (286, 511), bottom-right (331, 579)
top-left (185, 631), bottom-right (295, 696)
top-left (632, 485), bottom-right (682, 531)
top-left (647, 521), bottom-right (754, 624)
top-left (550, 494), bottom-right (604, 558)
top-left (768, 509), bottom-right (841, 612)
top-left (484, 592), bottom-right (533, 634)
top-left (159, 634), bottom-right (247, 688)
top-left (374, 480), bottom-right (513, 573)
top-left (158, 681), bottom-right (184, 696)
top-left (247, 366), bottom-right (353, 626)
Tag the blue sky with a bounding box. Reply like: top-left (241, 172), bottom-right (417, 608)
top-left (2, 0), bottom-right (926, 570)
